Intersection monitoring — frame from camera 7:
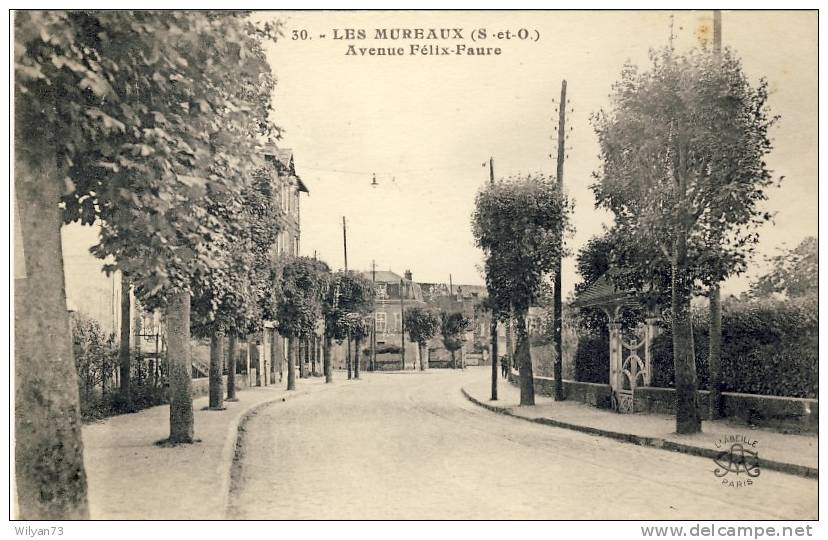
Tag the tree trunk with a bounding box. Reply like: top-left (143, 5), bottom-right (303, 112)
top-left (270, 330), bottom-right (278, 385)
top-left (311, 337), bottom-right (318, 376)
top-left (505, 315), bottom-right (514, 370)
top-left (244, 338), bottom-right (251, 387)
top-left (671, 243), bottom-right (702, 434)
top-left (209, 329), bottom-right (224, 410)
top-left (298, 338), bottom-right (305, 379)
top-left (324, 335), bottom-right (333, 383)
top-left (261, 330), bottom-right (268, 386)
top-left (490, 319), bottom-right (498, 401)
top-left (304, 337), bottom-right (311, 377)
top-left (354, 337), bottom-right (361, 379)
top-left (14, 150), bottom-right (89, 519)
top-left (450, 349), bottom-right (456, 369)
top-left (346, 335), bottom-right (352, 379)
top-left (254, 333), bottom-right (262, 387)
top-left (419, 343), bottom-right (426, 371)
top-left (278, 335), bottom-right (284, 382)
top-left (286, 336), bottom-right (296, 390)
top-left (227, 333), bottom-right (237, 401)
top-left (118, 274), bottom-right (132, 410)
top-left (515, 310), bottom-right (535, 406)
top-left (293, 338), bottom-right (300, 379)
top-left (166, 291), bottom-right (194, 443)
top-left (708, 283), bottom-right (723, 420)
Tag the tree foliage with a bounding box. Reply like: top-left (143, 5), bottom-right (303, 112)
top-left (404, 307), bottom-right (439, 346)
top-left (276, 257), bottom-right (329, 339)
top-left (191, 165), bottom-right (283, 339)
top-left (439, 311), bottom-right (471, 353)
top-left (472, 173), bottom-right (572, 314)
top-left (590, 47), bottom-right (777, 286)
top-left (321, 270), bottom-right (374, 343)
top-left (750, 236), bottom-right (817, 299)
top-left (15, 11), bottom-right (281, 304)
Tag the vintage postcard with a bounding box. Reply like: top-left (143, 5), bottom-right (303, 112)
top-left (11, 7), bottom-right (819, 531)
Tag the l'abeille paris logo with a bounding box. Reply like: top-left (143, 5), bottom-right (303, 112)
top-left (713, 434), bottom-right (760, 488)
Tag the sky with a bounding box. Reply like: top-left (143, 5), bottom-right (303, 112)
top-left (259, 10), bottom-right (817, 296)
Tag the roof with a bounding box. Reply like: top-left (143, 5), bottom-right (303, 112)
top-left (570, 271), bottom-right (636, 309)
top-left (419, 282), bottom-right (487, 298)
top-left (361, 270), bottom-right (424, 302)
top-left (364, 270), bottom-right (404, 283)
top-left (456, 284), bottom-right (487, 297)
top-left (262, 145), bottom-right (309, 194)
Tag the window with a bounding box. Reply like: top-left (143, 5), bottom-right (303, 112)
top-left (376, 312), bottom-right (386, 333)
top-left (394, 313), bottom-right (402, 332)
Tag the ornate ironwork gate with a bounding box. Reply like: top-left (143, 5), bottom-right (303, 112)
top-left (609, 321), bottom-right (654, 413)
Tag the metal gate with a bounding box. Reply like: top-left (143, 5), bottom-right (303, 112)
top-left (610, 322), bottom-right (652, 413)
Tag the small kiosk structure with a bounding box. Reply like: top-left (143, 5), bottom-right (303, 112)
top-left (571, 272), bottom-right (661, 413)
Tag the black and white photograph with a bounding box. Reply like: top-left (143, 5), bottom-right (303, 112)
top-left (9, 5), bottom-right (821, 530)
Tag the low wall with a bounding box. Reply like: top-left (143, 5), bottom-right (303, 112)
top-left (509, 371), bottom-right (613, 409)
top-left (507, 372), bottom-right (818, 433)
top-left (635, 387), bottom-right (818, 433)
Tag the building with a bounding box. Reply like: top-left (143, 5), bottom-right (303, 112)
top-left (264, 146), bottom-right (308, 259)
top-left (253, 146), bottom-right (310, 384)
top-left (358, 269), bottom-right (425, 368)
top-left (419, 280), bottom-right (494, 365)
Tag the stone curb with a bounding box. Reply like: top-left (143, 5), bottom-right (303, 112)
top-left (461, 387), bottom-right (818, 480)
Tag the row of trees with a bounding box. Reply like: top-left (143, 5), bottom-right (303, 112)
top-left (403, 307), bottom-right (472, 370)
top-left (13, 12), bottom-right (298, 519)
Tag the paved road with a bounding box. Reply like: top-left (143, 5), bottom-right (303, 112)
top-left (228, 368), bottom-right (817, 519)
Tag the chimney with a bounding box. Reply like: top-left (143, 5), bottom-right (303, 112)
top-left (404, 269), bottom-right (412, 281)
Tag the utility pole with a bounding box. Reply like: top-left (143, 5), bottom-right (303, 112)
top-left (552, 79), bottom-right (567, 401)
top-left (342, 216), bottom-right (348, 271)
top-left (371, 260), bottom-right (377, 371)
top-left (449, 273), bottom-right (453, 297)
top-left (713, 10), bottom-right (722, 57)
top-left (488, 157), bottom-right (499, 400)
top-left (399, 278), bottom-right (405, 370)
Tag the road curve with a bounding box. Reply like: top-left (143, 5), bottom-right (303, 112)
top-left (228, 368), bottom-right (817, 519)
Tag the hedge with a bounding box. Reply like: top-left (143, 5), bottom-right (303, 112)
top-left (650, 299), bottom-right (817, 398)
top-left (574, 334), bottom-right (609, 384)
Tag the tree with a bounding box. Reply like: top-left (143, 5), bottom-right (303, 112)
top-left (473, 174), bottom-right (572, 405)
top-left (751, 237), bottom-right (817, 300)
top-left (276, 257), bottom-right (329, 390)
top-left (71, 313), bottom-right (117, 413)
top-left (591, 46), bottom-right (776, 433)
top-left (343, 313), bottom-right (369, 379)
top-left (14, 11), bottom-right (280, 515)
top-left (321, 270), bottom-right (374, 382)
top-left (404, 307), bottom-right (439, 371)
top-left (190, 164), bottom-right (283, 408)
top-left (439, 311), bottom-right (471, 369)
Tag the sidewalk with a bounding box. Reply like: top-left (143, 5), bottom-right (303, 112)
top-left (462, 372), bottom-right (817, 479)
top-left (82, 376), bottom-right (342, 519)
